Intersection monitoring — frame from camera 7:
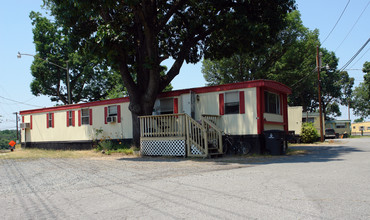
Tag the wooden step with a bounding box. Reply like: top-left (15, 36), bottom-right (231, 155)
top-left (208, 152), bottom-right (224, 158)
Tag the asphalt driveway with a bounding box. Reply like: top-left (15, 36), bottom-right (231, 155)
top-left (1, 138), bottom-right (369, 219)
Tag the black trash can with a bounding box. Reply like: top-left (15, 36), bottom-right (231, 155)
top-left (264, 130), bottom-right (286, 155)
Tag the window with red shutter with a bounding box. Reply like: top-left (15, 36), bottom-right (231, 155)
top-left (80, 109), bottom-right (90, 125)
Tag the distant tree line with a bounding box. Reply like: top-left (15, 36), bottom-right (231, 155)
top-left (0, 130), bottom-right (18, 147)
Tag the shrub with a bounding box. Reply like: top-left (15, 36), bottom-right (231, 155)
top-left (98, 140), bottom-right (115, 151)
top-left (301, 122), bottom-right (319, 143)
top-left (95, 140), bottom-right (134, 154)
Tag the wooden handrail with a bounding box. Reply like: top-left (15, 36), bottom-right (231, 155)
top-left (201, 117), bottom-right (223, 154)
top-left (202, 114), bottom-right (221, 127)
top-left (184, 114), bottom-right (208, 156)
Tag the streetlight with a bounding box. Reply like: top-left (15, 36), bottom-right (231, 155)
top-left (17, 52), bottom-right (71, 105)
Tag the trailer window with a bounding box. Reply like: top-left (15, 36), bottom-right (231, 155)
top-left (108, 105), bottom-right (118, 117)
top-left (303, 117), bottom-right (315, 123)
top-left (264, 92), bottom-right (280, 114)
top-left (225, 92), bottom-right (239, 114)
top-left (48, 113), bottom-right (53, 128)
top-left (67, 111), bottom-right (73, 126)
top-left (160, 98), bottom-right (174, 114)
top-left (81, 109), bottom-right (90, 125)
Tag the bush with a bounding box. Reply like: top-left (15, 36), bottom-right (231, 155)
top-left (95, 140), bottom-right (135, 154)
top-left (301, 122), bottom-right (319, 143)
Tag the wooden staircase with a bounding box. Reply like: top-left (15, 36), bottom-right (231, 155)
top-left (207, 144), bottom-right (224, 158)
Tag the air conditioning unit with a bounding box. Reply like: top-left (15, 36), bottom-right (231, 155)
top-left (20, 123), bottom-right (30, 129)
top-left (106, 116), bottom-right (117, 123)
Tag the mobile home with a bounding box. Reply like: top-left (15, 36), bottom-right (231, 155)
top-left (20, 80), bottom-right (291, 157)
top-left (351, 121), bottom-right (370, 136)
top-left (325, 120), bottom-right (351, 137)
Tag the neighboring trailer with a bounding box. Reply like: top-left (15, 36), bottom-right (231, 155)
top-left (287, 106), bottom-right (303, 143)
top-left (19, 80), bottom-right (291, 155)
top-left (325, 120), bottom-right (351, 137)
top-left (288, 106), bottom-right (303, 135)
top-left (302, 112), bottom-right (325, 137)
top-left (351, 121), bottom-right (370, 136)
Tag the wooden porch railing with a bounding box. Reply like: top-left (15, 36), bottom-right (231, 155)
top-left (139, 113), bottom-right (223, 157)
top-left (139, 114), bottom-right (186, 138)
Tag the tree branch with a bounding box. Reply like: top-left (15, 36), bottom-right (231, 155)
top-left (160, 30), bottom-right (210, 91)
top-left (157, 0), bottom-right (187, 32)
top-left (116, 46), bottom-right (137, 96)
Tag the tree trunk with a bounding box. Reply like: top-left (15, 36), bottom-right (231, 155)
top-left (131, 111), bottom-right (141, 147)
top-left (129, 93), bottom-right (158, 147)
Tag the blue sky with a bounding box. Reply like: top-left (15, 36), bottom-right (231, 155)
top-left (0, 0), bottom-right (369, 130)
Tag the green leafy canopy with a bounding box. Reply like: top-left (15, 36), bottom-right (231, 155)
top-left (43, 0), bottom-right (296, 145)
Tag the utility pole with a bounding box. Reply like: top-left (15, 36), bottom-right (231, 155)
top-left (13, 112), bottom-right (19, 142)
top-left (316, 45), bottom-right (324, 142)
top-left (348, 101), bottom-right (350, 121)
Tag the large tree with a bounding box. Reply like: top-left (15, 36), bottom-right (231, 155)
top-left (202, 10), bottom-right (310, 85)
top-left (44, 0), bottom-right (295, 145)
top-left (202, 10), bottom-right (320, 111)
top-left (201, 10), bottom-right (355, 119)
top-left (30, 11), bottom-right (123, 104)
top-left (352, 61), bottom-right (370, 118)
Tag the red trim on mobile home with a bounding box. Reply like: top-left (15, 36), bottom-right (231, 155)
top-left (283, 94), bottom-right (288, 133)
top-left (117, 105), bottom-right (121, 123)
top-left (19, 80), bottom-right (291, 116)
top-left (89, 109), bottom-right (93, 125)
top-left (71, 111), bottom-right (75, 126)
top-left (239, 91), bottom-right (245, 114)
top-left (173, 98), bottom-right (178, 114)
top-left (66, 111), bottom-right (70, 127)
top-left (51, 113), bottom-right (54, 128)
top-left (104, 107), bottom-right (108, 124)
top-left (256, 87), bottom-right (262, 134)
top-left (78, 110), bottom-right (81, 126)
top-left (46, 114), bottom-right (49, 128)
top-left (264, 121), bottom-right (285, 125)
top-left (219, 93), bottom-right (224, 115)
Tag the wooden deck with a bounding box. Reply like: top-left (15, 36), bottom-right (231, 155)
top-left (139, 114), bottom-right (223, 157)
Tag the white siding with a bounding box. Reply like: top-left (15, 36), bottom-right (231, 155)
top-left (195, 87), bottom-right (258, 135)
top-left (21, 102), bottom-right (133, 143)
top-left (288, 106), bottom-right (303, 135)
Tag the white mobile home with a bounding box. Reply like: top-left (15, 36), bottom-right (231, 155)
top-left (20, 80), bottom-right (291, 157)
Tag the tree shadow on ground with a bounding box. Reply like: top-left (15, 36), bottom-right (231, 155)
top-left (117, 143), bottom-right (363, 166)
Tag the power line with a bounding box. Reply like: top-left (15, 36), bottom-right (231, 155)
top-left (339, 38), bottom-right (370, 72)
top-left (0, 95), bottom-right (43, 108)
top-left (290, 66), bottom-right (317, 88)
top-left (322, 0), bottom-right (351, 45)
top-left (349, 46), bottom-right (370, 69)
top-left (335, 1), bottom-right (370, 52)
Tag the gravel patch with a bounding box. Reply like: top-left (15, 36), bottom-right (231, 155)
top-left (0, 157), bottom-right (251, 219)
